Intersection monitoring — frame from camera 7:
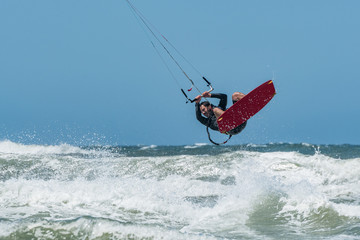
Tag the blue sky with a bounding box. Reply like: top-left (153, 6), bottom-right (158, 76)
top-left (1, 0), bottom-right (359, 146)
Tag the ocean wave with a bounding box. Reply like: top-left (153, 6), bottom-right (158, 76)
top-left (0, 142), bottom-right (359, 239)
top-left (184, 143), bottom-right (209, 149)
top-left (0, 140), bottom-right (87, 155)
top-left (139, 145), bottom-right (157, 150)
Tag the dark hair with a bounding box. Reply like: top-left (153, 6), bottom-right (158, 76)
top-left (200, 101), bottom-right (211, 107)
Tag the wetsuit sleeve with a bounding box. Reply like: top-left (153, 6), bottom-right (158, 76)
top-left (195, 102), bottom-right (208, 126)
top-left (210, 93), bottom-right (227, 110)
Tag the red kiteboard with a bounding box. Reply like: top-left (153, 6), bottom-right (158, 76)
top-left (217, 80), bottom-right (276, 134)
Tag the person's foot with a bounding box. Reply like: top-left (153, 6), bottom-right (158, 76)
top-left (232, 92), bottom-right (246, 104)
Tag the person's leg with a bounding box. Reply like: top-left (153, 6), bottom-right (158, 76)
top-left (213, 107), bottom-right (224, 119)
top-left (232, 92), bottom-right (246, 104)
top-left (227, 121), bottom-right (247, 135)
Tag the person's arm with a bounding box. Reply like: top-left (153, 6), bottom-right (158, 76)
top-left (204, 93), bottom-right (227, 110)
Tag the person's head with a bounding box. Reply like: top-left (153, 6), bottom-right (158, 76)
top-left (199, 101), bottom-right (213, 117)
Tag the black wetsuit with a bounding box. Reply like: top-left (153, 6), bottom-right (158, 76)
top-left (195, 93), bottom-right (227, 131)
top-left (195, 93), bottom-right (247, 135)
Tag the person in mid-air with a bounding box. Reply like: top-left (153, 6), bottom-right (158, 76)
top-left (194, 91), bottom-right (247, 135)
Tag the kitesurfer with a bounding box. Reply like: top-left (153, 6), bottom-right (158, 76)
top-left (195, 91), bottom-right (247, 135)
